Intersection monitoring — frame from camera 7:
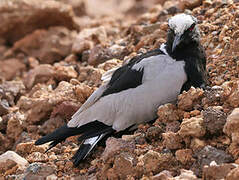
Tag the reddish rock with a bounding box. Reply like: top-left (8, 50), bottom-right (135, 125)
top-left (178, 87), bottom-right (204, 111)
top-left (174, 169), bottom-right (198, 180)
top-left (6, 112), bottom-right (26, 140)
top-left (26, 152), bottom-right (48, 163)
top-left (224, 108), bottom-right (239, 144)
top-left (101, 137), bottom-right (135, 162)
top-left (145, 126), bottom-right (163, 141)
top-left (165, 121), bottom-right (181, 133)
top-left (226, 167), bottom-right (239, 180)
top-left (24, 162), bottom-right (56, 180)
top-left (178, 117), bottom-right (206, 138)
top-left (24, 64), bottom-right (55, 89)
top-left (13, 27), bottom-right (76, 64)
top-left (88, 44), bottom-right (128, 66)
top-left (72, 26), bottom-right (107, 54)
top-left (0, 58), bottom-right (26, 80)
top-left (179, 0), bottom-right (202, 10)
top-left (0, 0), bottom-right (77, 44)
top-left (0, 80), bottom-right (25, 106)
top-left (138, 150), bottom-right (178, 175)
top-left (175, 149), bottom-right (195, 165)
top-left (53, 63), bottom-right (78, 81)
top-left (157, 103), bottom-right (179, 123)
top-left (17, 81), bottom-right (80, 124)
top-left (152, 170), bottom-right (173, 180)
top-left (203, 162), bottom-right (238, 180)
top-left (162, 132), bottom-right (183, 150)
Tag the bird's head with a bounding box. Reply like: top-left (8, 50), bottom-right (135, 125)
top-left (166, 14), bottom-right (200, 53)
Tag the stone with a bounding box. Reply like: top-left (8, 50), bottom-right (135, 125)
top-left (203, 162), bottom-right (238, 180)
top-left (178, 87), bottom-right (204, 111)
top-left (191, 145), bottom-right (234, 177)
top-left (203, 106), bottom-right (227, 135)
top-left (6, 112), bottom-right (26, 140)
top-left (145, 126), bottom-right (163, 141)
top-left (0, 151), bottom-right (29, 172)
top-left (152, 170), bottom-right (173, 180)
top-left (138, 150), bottom-right (178, 175)
top-left (224, 108), bottom-right (239, 144)
top-left (179, 0), bottom-right (202, 10)
top-left (24, 162), bottom-right (56, 180)
top-left (0, 80), bottom-right (25, 106)
top-left (0, 58), bottom-right (26, 80)
top-left (162, 132), bottom-right (183, 150)
top-left (178, 117), bottom-right (206, 138)
top-left (157, 103), bottom-right (179, 123)
top-left (23, 64), bottom-right (55, 89)
top-left (13, 27), bottom-right (76, 64)
top-left (26, 152), bottom-right (48, 163)
top-left (88, 44), bottom-right (128, 66)
top-left (226, 167), bottom-right (239, 180)
top-left (175, 149), bottom-right (195, 165)
top-left (174, 169), bottom-right (198, 180)
top-left (72, 26), bottom-right (107, 54)
top-left (102, 137), bottom-right (135, 162)
top-left (0, 0), bottom-right (77, 44)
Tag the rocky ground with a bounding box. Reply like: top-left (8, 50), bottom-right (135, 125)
top-left (1, 0), bottom-right (239, 179)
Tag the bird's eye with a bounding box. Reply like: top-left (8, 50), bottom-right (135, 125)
top-left (188, 23), bottom-right (195, 31)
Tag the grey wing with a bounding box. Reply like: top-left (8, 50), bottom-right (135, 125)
top-left (71, 83), bottom-right (109, 120)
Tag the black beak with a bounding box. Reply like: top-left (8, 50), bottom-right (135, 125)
top-left (172, 34), bottom-right (181, 52)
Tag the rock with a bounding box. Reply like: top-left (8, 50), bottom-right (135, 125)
top-left (77, 65), bottom-right (103, 86)
top-left (179, 0), bottom-right (202, 10)
top-left (53, 63), bottom-right (78, 81)
top-left (145, 126), bottom-right (163, 141)
top-left (16, 141), bottom-right (47, 156)
top-left (39, 116), bottom-right (65, 135)
top-left (152, 170), bottom-right (173, 180)
top-left (101, 137), bottom-right (135, 162)
top-left (165, 121), bottom-right (181, 133)
top-left (202, 106), bottom-right (227, 135)
top-left (24, 64), bottom-right (55, 89)
top-left (88, 44), bottom-right (128, 66)
top-left (224, 108), bottom-right (239, 144)
top-left (162, 132), bottom-right (183, 150)
top-left (203, 162), bottom-right (238, 180)
top-left (111, 152), bottom-right (137, 179)
top-left (0, 151), bottom-right (29, 172)
top-left (226, 167), bottom-right (239, 180)
top-left (26, 152), bottom-right (48, 163)
top-left (17, 81), bottom-right (81, 124)
top-left (0, 99), bottom-right (9, 115)
top-left (174, 169), bottom-right (198, 180)
top-left (84, 0), bottom-right (135, 17)
top-left (98, 59), bottom-right (122, 71)
top-left (178, 87), bottom-right (204, 111)
top-left (6, 112), bottom-right (26, 140)
top-left (0, 80), bottom-right (25, 106)
top-left (0, 58), bottom-right (26, 80)
top-left (191, 145), bottom-right (234, 177)
top-left (51, 101), bottom-right (80, 120)
top-left (175, 149), bottom-right (195, 165)
top-left (13, 27), bottom-right (76, 64)
top-left (24, 162), bottom-right (56, 180)
top-left (227, 82), bottom-right (239, 107)
top-left (157, 103), bottom-right (179, 123)
top-left (0, 0), bottom-right (77, 44)
top-left (72, 26), bottom-right (107, 54)
top-left (190, 138), bottom-right (206, 151)
top-left (138, 150), bottom-right (178, 175)
top-left (178, 117), bottom-right (206, 138)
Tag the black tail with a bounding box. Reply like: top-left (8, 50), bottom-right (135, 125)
top-left (35, 121), bottom-right (114, 163)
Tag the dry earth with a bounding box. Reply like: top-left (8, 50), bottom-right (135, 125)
top-left (1, 0), bottom-right (239, 179)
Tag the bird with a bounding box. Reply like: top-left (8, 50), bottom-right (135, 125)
top-left (35, 13), bottom-right (207, 166)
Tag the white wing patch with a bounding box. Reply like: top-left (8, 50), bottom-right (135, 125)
top-left (101, 67), bottom-right (119, 84)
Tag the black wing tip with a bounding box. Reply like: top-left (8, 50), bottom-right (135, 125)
top-left (72, 144), bottom-right (91, 166)
top-left (35, 138), bottom-right (45, 145)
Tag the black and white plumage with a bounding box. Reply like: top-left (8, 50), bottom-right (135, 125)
top-left (35, 14), bottom-right (207, 166)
